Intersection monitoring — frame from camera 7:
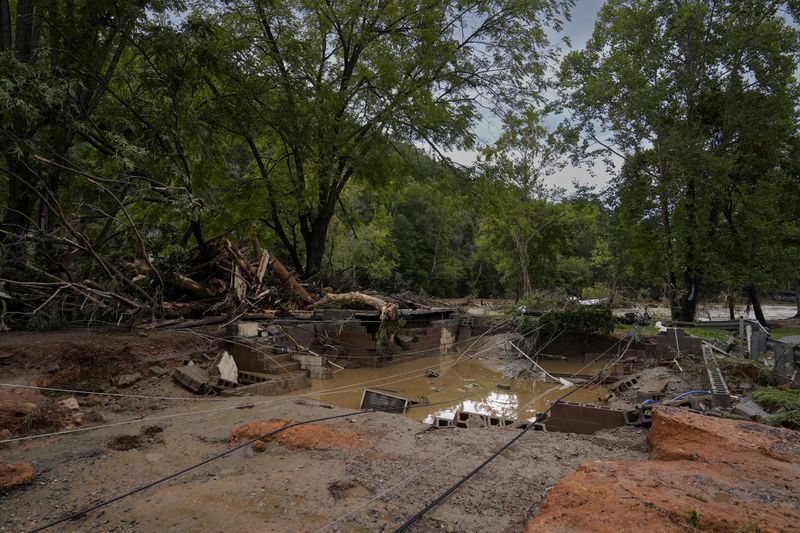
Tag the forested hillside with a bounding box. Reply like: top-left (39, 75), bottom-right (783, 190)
top-left (1, 0), bottom-right (798, 327)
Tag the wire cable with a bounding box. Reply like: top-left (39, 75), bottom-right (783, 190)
top-left (392, 328), bottom-right (639, 532)
top-left (0, 383), bottom-right (226, 401)
top-left (314, 447), bottom-right (464, 533)
top-left (25, 385), bottom-right (503, 533)
top-left (3, 321), bottom-right (517, 444)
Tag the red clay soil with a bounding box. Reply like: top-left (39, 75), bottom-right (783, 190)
top-left (0, 389), bottom-right (45, 437)
top-left (529, 406), bottom-right (800, 532)
top-left (0, 462), bottom-right (34, 490)
top-left (229, 419), bottom-right (370, 452)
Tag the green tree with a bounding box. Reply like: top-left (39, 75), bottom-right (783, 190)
top-left (1, 1), bottom-right (152, 236)
top-left (211, 0), bottom-right (572, 277)
top-left (561, 0), bottom-right (800, 320)
top-left (476, 111), bottom-right (571, 298)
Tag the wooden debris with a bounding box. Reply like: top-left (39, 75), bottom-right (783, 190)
top-left (312, 292), bottom-right (399, 320)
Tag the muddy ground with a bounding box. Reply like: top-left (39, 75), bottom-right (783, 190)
top-left (0, 396), bottom-right (648, 532)
top-left (1, 327), bottom-right (798, 532)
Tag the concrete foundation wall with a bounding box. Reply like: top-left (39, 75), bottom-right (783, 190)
top-left (543, 401), bottom-right (627, 434)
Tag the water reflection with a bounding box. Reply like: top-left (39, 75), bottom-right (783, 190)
top-left (301, 353), bottom-right (608, 423)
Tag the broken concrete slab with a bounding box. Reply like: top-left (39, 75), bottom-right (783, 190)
top-left (172, 363), bottom-right (210, 393)
top-left (226, 321), bottom-right (260, 338)
top-left (635, 379), bottom-right (669, 402)
top-left (543, 401), bottom-right (627, 434)
top-left (214, 352), bottom-right (238, 384)
top-left (732, 398), bottom-right (771, 421)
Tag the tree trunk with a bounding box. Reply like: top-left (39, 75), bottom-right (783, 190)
top-left (303, 215), bottom-right (332, 278)
top-left (2, 158), bottom-right (38, 236)
top-left (511, 228), bottom-right (532, 297)
top-left (667, 271), bottom-right (680, 320)
top-left (746, 285), bottom-right (767, 326)
top-left (728, 291), bottom-right (735, 320)
top-left (189, 220), bottom-right (211, 261)
top-left (676, 274), bottom-right (700, 322)
top-left (792, 279), bottom-right (800, 319)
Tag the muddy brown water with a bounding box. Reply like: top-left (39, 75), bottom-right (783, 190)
top-left (301, 355), bottom-right (607, 423)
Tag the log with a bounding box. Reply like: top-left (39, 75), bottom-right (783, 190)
top-left (165, 272), bottom-right (215, 299)
top-left (137, 315), bottom-right (228, 330)
top-left (311, 292), bottom-right (398, 320)
top-left (223, 239), bottom-right (253, 282)
top-left (267, 254), bottom-right (315, 305)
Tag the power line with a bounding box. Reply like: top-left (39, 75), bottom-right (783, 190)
top-left (3, 320), bottom-right (518, 444)
top-left (392, 329), bottom-right (639, 532)
top-left (0, 383), bottom-right (226, 401)
top-left (25, 386), bottom-right (503, 533)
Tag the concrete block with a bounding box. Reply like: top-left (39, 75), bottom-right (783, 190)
top-left (543, 401), bottom-right (627, 434)
top-left (227, 321), bottom-right (260, 337)
top-left (172, 363), bottom-right (209, 393)
top-left (732, 399), bottom-right (770, 421)
top-left (215, 351), bottom-right (238, 383)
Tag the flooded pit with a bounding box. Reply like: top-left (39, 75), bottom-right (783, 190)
top-left (300, 354), bottom-right (608, 423)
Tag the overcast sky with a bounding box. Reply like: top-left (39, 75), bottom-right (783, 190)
top-left (444, 0), bottom-right (611, 194)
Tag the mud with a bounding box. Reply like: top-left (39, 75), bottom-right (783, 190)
top-left (0, 328), bottom-right (217, 389)
top-left (0, 399), bottom-right (647, 532)
top-left (2, 326), bottom-right (797, 532)
top-left (303, 354), bottom-right (607, 423)
top-left (107, 426), bottom-right (164, 451)
top-left (229, 420), bottom-right (370, 451)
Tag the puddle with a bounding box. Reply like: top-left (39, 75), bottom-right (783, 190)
top-left (300, 355), bottom-right (607, 423)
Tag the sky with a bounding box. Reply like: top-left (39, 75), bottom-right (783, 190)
top-left (444, 0), bottom-right (611, 194)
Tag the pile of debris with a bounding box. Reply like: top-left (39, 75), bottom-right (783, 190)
top-left (1, 227), bottom-right (436, 330)
top-left (171, 351), bottom-right (239, 395)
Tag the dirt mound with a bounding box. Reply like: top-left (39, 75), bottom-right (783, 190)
top-left (0, 330), bottom-right (214, 383)
top-left (648, 405), bottom-right (800, 463)
top-left (529, 406), bottom-right (800, 532)
top-left (0, 462), bottom-right (34, 490)
top-left (0, 389), bottom-right (45, 436)
top-left (229, 419), bottom-right (369, 452)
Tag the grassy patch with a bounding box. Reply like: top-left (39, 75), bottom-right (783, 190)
top-left (614, 323), bottom-right (662, 337)
top-left (683, 327), bottom-right (730, 342)
top-left (751, 387), bottom-right (800, 429)
top-left (718, 358), bottom-right (776, 387)
top-left (770, 327), bottom-right (800, 340)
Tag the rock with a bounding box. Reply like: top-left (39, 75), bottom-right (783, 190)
top-left (111, 373), bottom-right (143, 388)
top-left (58, 397), bottom-right (80, 410)
top-left (0, 389), bottom-right (45, 435)
top-left (149, 366), bottom-right (169, 377)
top-left (529, 406), bottom-right (800, 532)
top-left (0, 462), bottom-right (34, 490)
top-left (732, 398), bottom-right (771, 421)
top-left (145, 453), bottom-right (163, 463)
top-left (213, 352), bottom-right (238, 384)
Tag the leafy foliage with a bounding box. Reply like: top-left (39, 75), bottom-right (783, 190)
top-left (752, 387), bottom-right (800, 429)
top-left (537, 303), bottom-right (614, 336)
